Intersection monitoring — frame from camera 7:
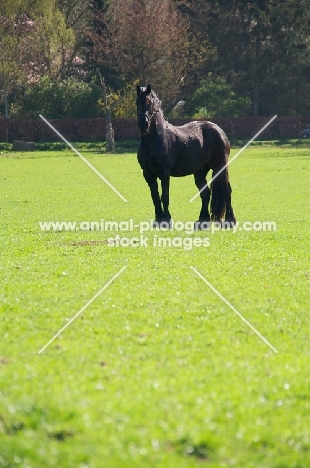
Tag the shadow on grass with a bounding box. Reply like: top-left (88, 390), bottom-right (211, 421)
top-left (168, 435), bottom-right (218, 461)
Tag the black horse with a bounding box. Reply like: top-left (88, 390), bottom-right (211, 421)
top-left (136, 84), bottom-right (236, 228)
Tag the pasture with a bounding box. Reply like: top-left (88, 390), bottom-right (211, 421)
top-left (0, 141), bottom-right (309, 467)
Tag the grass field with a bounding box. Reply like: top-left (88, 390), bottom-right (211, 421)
top-left (0, 140), bottom-right (309, 467)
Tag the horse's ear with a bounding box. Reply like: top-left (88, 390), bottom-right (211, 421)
top-left (146, 84), bottom-right (151, 95)
top-left (136, 84), bottom-right (141, 95)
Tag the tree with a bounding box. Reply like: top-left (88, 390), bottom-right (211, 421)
top-left (3, 0), bottom-right (310, 119)
top-left (0, 0), bottom-right (54, 116)
top-left (171, 0), bottom-right (216, 101)
top-left (98, 72), bottom-right (115, 152)
top-left (196, 0), bottom-right (310, 116)
top-left (85, 1), bottom-right (119, 89)
top-left (90, 0), bottom-right (190, 110)
top-left (0, 0), bottom-right (78, 117)
top-left (20, 6), bottom-right (75, 81)
top-left (56, 0), bottom-right (93, 79)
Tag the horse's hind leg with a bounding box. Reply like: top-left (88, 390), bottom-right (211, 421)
top-left (211, 171), bottom-right (236, 227)
top-left (194, 165), bottom-right (211, 230)
top-left (223, 179), bottom-right (236, 227)
top-left (143, 169), bottom-right (163, 222)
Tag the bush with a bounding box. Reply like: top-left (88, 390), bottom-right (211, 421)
top-left (185, 75), bottom-right (251, 118)
top-left (10, 77), bottom-right (102, 119)
top-left (108, 81), bottom-right (139, 118)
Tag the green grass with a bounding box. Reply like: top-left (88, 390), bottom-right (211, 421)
top-left (0, 143), bottom-right (309, 467)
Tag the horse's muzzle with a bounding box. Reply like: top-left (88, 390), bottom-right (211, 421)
top-left (138, 113), bottom-right (149, 134)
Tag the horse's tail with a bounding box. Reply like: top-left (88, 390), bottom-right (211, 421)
top-left (210, 132), bottom-right (231, 222)
top-left (210, 174), bottom-right (226, 222)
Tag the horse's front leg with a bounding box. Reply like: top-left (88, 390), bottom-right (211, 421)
top-left (160, 174), bottom-right (171, 225)
top-left (143, 169), bottom-right (163, 223)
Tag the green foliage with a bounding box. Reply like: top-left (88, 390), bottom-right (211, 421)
top-left (10, 77), bottom-right (102, 118)
top-left (107, 80), bottom-right (139, 118)
top-left (0, 0), bottom-right (54, 17)
top-left (185, 76), bottom-right (251, 118)
top-left (2, 1), bottom-right (310, 117)
top-left (29, 5), bottom-right (76, 79)
top-left (202, 0), bottom-right (310, 116)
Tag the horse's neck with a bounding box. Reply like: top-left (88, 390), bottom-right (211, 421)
top-left (151, 110), bottom-right (166, 138)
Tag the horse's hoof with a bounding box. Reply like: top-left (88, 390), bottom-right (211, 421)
top-left (153, 219), bottom-right (172, 229)
top-left (194, 220), bottom-right (211, 230)
top-left (222, 218), bottom-right (236, 229)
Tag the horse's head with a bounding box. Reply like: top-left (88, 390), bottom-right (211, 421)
top-left (136, 84), bottom-right (153, 134)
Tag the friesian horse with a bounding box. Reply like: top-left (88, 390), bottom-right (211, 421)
top-left (136, 84), bottom-right (236, 228)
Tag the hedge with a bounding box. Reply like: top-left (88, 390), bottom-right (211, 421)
top-left (0, 116), bottom-right (309, 142)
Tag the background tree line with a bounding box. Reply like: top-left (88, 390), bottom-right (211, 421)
top-left (1, 0), bottom-right (310, 119)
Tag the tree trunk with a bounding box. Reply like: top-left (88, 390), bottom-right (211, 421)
top-left (253, 83), bottom-right (259, 117)
top-left (140, 49), bottom-right (147, 84)
top-left (253, 36), bottom-right (260, 117)
top-left (99, 71), bottom-right (115, 152)
top-left (2, 57), bottom-right (9, 118)
top-left (105, 108), bottom-right (115, 153)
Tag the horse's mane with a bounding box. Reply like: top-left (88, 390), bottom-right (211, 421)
top-left (150, 90), bottom-right (166, 123)
top-left (150, 91), bottom-right (162, 113)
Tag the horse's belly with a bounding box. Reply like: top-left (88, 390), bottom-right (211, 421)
top-left (170, 167), bottom-right (192, 177)
top-left (170, 153), bottom-right (206, 177)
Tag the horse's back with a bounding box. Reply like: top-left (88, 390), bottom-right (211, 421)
top-left (166, 120), bottom-right (229, 176)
